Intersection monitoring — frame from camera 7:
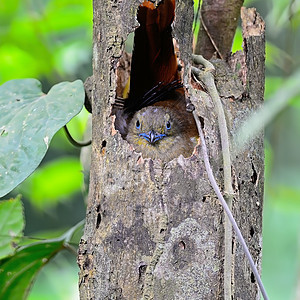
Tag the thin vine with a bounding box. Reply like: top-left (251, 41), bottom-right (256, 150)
top-left (192, 54), bottom-right (233, 300)
top-left (191, 55), bottom-right (269, 300)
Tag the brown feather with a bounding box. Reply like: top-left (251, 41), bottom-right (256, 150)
top-left (115, 0), bottom-right (198, 161)
top-left (126, 0), bottom-right (179, 110)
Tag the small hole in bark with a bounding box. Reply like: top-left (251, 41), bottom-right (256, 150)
top-left (251, 272), bottom-right (255, 283)
top-left (179, 241), bottom-right (186, 250)
top-left (160, 228), bottom-right (165, 234)
top-left (200, 116), bottom-right (204, 129)
top-left (138, 264), bottom-right (147, 282)
top-left (202, 196), bottom-right (206, 202)
top-left (219, 167), bottom-right (223, 172)
top-left (251, 163), bottom-right (258, 184)
top-left (101, 140), bottom-right (107, 148)
top-left (80, 238), bottom-right (87, 245)
top-left (84, 257), bottom-right (91, 269)
top-left (250, 226), bottom-right (255, 237)
top-left (96, 213), bottom-right (101, 229)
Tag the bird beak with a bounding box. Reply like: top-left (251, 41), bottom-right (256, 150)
top-left (139, 130), bottom-right (166, 144)
top-left (149, 130), bottom-right (156, 144)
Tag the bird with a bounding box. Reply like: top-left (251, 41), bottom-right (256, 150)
top-left (114, 0), bottom-right (198, 162)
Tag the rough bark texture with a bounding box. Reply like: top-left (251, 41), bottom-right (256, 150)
top-left (78, 1), bottom-right (265, 299)
top-left (194, 0), bottom-right (244, 59)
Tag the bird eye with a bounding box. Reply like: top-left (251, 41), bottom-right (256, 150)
top-left (166, 121), bottom-right (171, 130)
top-left (136, 119), bottom-right (141, 129)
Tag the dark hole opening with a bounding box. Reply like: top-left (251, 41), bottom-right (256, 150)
top-left (179, 241), bottom-right (186, 250)
top-left (251, 163), bottom-right (258, 184)
top-left (96, 213), bottom-right (101, 229)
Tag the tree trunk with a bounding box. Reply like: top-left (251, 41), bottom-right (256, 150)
top-left (78, 1), bottom-right (265, 299)
top-left (194, 0), bottom-right (244, 59)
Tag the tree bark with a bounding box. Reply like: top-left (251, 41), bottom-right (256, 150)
top-left (194, 0), bottom-right (244, 59)
top-left (78, 1), bottom-right (265, 299)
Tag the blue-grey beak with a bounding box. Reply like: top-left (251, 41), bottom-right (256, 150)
top-left (139, 130), bottom-right (166, 144)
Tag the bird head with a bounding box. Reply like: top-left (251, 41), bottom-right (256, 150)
top-left (126, 105), bottom-right (197, 161)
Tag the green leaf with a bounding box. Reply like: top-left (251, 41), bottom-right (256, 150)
top-left (62, 219), bottom-right (85, 245)
top-left (28, 252), bottom-right (79, 300)
top-left (18, 157), bottom-right (83, 209)
top-left (0, 219), bottom-right (84, 300)
top-left (0, 196), bottom-right (24, 260)
top-left (0, 240), bottom-right (64, 300)
top-left (0, 79), bottom-right (85, 197)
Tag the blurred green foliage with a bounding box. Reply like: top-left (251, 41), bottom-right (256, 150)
top-left (0, 239), bottom-right (65, 300)
top-left (0, 0), bottom-right (92, 299)
top-left (28, 252), bottom-right (80, 300)
top-left (0, 0), bottom-right (92, 86)
top-left (0, 204), bottom-right (84, 300)
top-left (16, 157), bottom-right (83, 209)
top-left (0, 0), bottom-right (300, 299)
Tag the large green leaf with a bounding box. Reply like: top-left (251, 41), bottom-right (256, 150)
top-left (0, 196), bottom-right (24, 259)
top-left (0, 79), bottom-right (84, 197)
top-left (0, 240), bottom-right (64, 300)
top-left (0, 220), bottom-right (84, 300)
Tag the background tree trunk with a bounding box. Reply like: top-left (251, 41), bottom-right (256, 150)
top-left (78, 0), bottom-right (265, 299)
top-left (194, 0), bottom-right (244, 59)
